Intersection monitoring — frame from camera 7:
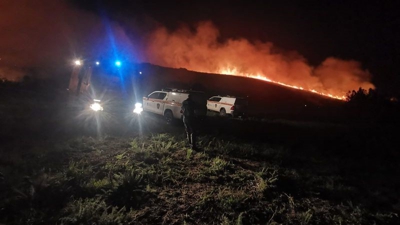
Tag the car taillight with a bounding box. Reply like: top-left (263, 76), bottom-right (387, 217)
top-left (230, 106), bottom-right (235, 110)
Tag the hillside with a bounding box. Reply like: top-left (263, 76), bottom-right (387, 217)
top-left (135, 63), bottom-right (345, 119)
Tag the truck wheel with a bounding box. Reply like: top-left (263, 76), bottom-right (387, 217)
top-left (219, 108), bottom-right (226, 117)
top-left (164, 110), bottom-right (173, 124)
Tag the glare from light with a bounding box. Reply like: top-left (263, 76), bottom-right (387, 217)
top-left (90, 102), bottom-right (103, 111)
top-left (74, 60), bottom-right (82, 66)
top-left (133, 103), bottom-right (143, 114)
top-left (96, 61), bottom-right (100, 65)
top-left (115, 61), bottom-right (121, 67)
top-left (139, 71), bottom-right (142, 74)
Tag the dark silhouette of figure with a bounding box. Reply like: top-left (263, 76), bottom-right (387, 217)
top-left (181, 94), bottom-right (197, 149)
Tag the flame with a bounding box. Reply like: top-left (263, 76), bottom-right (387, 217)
top-left (218, 68), bottom-right (347, 100)
top-left (144, 21), bottom-right (374, 101)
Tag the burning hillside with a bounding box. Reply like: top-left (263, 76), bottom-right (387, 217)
top-left (144, 21), bottom-right (374, 100)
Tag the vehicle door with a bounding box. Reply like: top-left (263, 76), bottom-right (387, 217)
top-left (144, 92), bottom-right (161, 113)
top-left (154, 92), bottom-right (167, 115)
top-left (207, 97), bottom-right (222, 112)
top-left (165, 93), bottom-right (186, 118)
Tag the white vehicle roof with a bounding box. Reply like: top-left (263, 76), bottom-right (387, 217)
top-left (148, 89), bottom-right (205, 104)
top-left (208, 95), bottom-right (247, 105)
top-left (166, 92), bottom-right (188, 103)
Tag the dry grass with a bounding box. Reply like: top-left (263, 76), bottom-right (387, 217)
top-left (0, 132), bottom-right (399, 224)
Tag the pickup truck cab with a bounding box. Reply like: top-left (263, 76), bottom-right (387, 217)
top-left (143, 89), bottom-right (207, 123)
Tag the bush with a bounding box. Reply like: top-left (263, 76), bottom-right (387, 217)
top-left (345, 88), bottom-right (399, 123)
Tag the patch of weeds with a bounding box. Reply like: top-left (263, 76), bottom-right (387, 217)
top-left (186, 148), bottom-right (193, 160)
top-left (59, 197), bottom-right (135, 225)
top-left (159, 167), bottom-right (181, 185)
top-left (196, 188), bottom-right (217, 208)
top-left (193, 152), bottom-right (208, 160)
top-left (66, 160), bottom-right (93, 180)
top-left (199, 136), bottom-right (216, 148)
top-left (217, 188), bottom-right (250, 211)
top-left (149, 133), bottom-right (172, 142)
top-left (255, 167), bottom-right (279, 194)
top-left (130, 138), bottom-right (140, 150)
top-left (148, 140), bottom-right (173, 152)
top-left (373, 212), bottom-right (399, 224)
top-left (160, 156), bottom-right (174, 165)
top-left (236, 212), bottom-right (244, 225)
top-left (105, 170), bottom-right (150, 209)
top-left (147, 133), bottom-right (179, 152)
top-left (115, 151), bottom-right (128, 160)
top-left (220, 215), bottom-right (231, 225)
top-left (209, 157), bottom-right (230, 173)
top-left (130, 137), bottom-right (172, 164)
top-left (298, 209), bottom-right (313, 225)
top-left (190, 171), bottom-right (208, 183)
top-left (134, 150), bottom-right (158, 165)
top-left (84, 178), bottom-right (112, 190)
top-left (255, 175), bottom-right (268, 194)
top-left (285, 193), bottom-right (296, 218)
top-left (145, 184), bottom-right (157, 193)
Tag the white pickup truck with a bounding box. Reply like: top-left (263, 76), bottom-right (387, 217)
top-left (142, 89), bottom-right (207, 123)
top-left (207, 96), bottom-right (248, 117)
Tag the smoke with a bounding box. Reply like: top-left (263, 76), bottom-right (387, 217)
top-left (143, 21), bottom-right (374, 97)
top-left (0, 0), bottom-right (137, 81)
top-left (0, 67), bottom-right (26, 82)
top-left (0, 1), bottom-right (375, 97)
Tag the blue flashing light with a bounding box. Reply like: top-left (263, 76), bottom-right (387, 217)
top-left (115, 60), bottom-right (121, 67)
top-left (96, 61), bottom-right (100, 65)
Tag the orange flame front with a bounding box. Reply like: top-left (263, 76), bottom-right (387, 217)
top-left (144, 21), bottom-right (375, 101)
top-left (218, 68), bottom-right (346, 100)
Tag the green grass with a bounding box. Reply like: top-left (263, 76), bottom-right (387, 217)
top-left (1, 131), bottom-right (399, 225)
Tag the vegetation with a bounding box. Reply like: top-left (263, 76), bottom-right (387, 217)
top-left (1, 128), bottom-right (399, 224)
top-left (1, 85), bottom-right (399, 224)
top-left (346, 88), bottom-right (400, 123)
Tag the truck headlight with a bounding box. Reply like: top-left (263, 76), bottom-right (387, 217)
top-left (133, 103), bottom-right (143, 115)
top-left (90, 100), bottom-right (103, 111)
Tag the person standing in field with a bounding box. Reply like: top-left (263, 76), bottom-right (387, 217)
top-left (181, 94), bottom-right (197, 150)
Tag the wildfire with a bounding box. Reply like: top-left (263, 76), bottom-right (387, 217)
top-left (144, 21), bottom-right (375, 101)
top-left (218, 68), bottom-right (347, 100)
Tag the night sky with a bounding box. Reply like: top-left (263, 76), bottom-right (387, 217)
top-left (1, 0), bottom-right (399, 95)
top-left (71, 0), bottom-right (400, 95)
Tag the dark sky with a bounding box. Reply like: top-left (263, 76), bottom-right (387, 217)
top-left (70, 0), bottom-right (400, 95)
top-left (0, 0), bottom-right (398, 95)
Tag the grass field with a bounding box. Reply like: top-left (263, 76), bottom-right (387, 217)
top-left (0, 85), bottom-right (399, 224)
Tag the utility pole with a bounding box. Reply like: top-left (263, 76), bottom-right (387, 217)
top-left (68, 60), bottom-right (82, 95)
